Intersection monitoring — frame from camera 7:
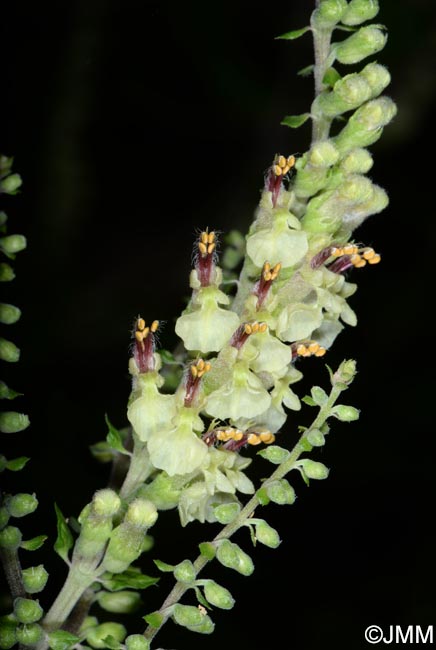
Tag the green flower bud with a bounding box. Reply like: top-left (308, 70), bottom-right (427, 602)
top-left (306, 429), bottom-right (326, 447)
top-left (102, 524), bottom-right (146, 574)
top-left (173, 559), bottom-right (196, 583)
top-left (125, 499), bottom-right (158, 528)
top-left (308, 141), bottom-right (339, 168)
top-left (172, 604), bottom-right (214, 634)
top-left (15, 623), bottom-right (43, 647)
top-left (0, 412), bottom-right (30, 433)
top-left (334, 359), bottom-right (357, 384)
top-left (213, 502), bottom-right (241, 524)
top-left (216, 540), bottom-right (254, 576)
top-left (339, 174), bottom-right (374, 203)
top-left (312, 0), bottom-right (348, 28)
top-left (334, 97), bottom-right (397, 154)
top-left (360, 62), bottom-right (391, 98)
top-left (137, 472), bottom-right (181, 510)
top-left (125, 635), bottom-right (150, 650)
top-left (1, 174), bottom-right (22, 195)
top-left (339, 148), bottom-right (373, 174)
top-left (13, 598), bottom-right (43, 624)
top-left (21, 565), bottom-right (49, 594)
top-left (0, 526), bottom-right (22, 550)
top-left (203, 580), bottom-right (235, 610)
top-left (315, 73), bottom-right (372, 118)
top-left (92, 489), bottom-right (121, 518)
top-left (86, 623), bottom-right (127, 649)
top-left (0, 338), bottom-right (20, 363)
top-left (341, 0), bottom-right (379, 26)
top-left (6, 493), bottom-right (38, 518)
top-left (0, 263), bottom-right (15, 282)
top-left (97, 590), bottom-right (141, 614)
top-left (254, 520), bottom-right (281, 548)
top-left (266, 479), bottom-right (296, 505)
top-left (332, 404), bottom-right (360, 421)
top-left (0, 616), bottom-right (17, 650)
top-left (300, 459), bottom-right (330, 480)
top-left (0, 304), bottom-right (21, 325)
top-left (334, 26), bottom-right (387, 65)
top-left (343, 183), bottom-right (388, 230)
top-left (0, 235), bottom-right (27, 255)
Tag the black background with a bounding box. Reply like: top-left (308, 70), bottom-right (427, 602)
top-left (1, 1), bottom-right (436, 649)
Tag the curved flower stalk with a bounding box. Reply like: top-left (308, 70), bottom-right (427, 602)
top-left (0, 2), bottom-right (396, 649)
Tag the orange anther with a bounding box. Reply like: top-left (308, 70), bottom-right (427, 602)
top-left (207, 231), bottom-right (215, 244)
top-left (278, 155), bottom-right (287, 168)
top-left (308, 342), bottom-right (319, 354)
top-left (207, 242), bottom-right (215, 255)
top-left (274, 164), bottom-right (283, 176)
top-left (198, 241), bottom-right (207, 256)
top-left (247, 433), bottom-right (262, 446)
top-left (259, 322), bottom-right (268, 333)
top-left (191, 365), bottom-right (198, 378)
top-left (137, 318), bottom-right (146, 331)
top-left (362, 247), bottom-right (375, 260)
top-left (244, 323), bottom-right (253, 335)
top-left (200, 232), bottom-right (208, 244)
top-left (287, 155), bottom-right (296, 168)
top-left (368, 253), bottom-right (381, 264)
top-left (233, 429), bottom-right (243, 441)
top-left (315, 347), bottom-right (327, 357)
top-left (151, 320), bottom-right (159, 332)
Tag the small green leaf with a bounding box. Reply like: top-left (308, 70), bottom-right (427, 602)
top-left (322, 67), bottom-right (342, 87)
top-left (302, 395), bottom-right (316, 406)
top-left (300, 438), bottom-right (313, 452)
top-left (311, 386), bottom-right (328, 406)
top-left (89, 441), bottom-right (114, 463)
top-left (102, 635), bottom-right (122, 650)
top-left (297, 64), bottom-right (314, 77)
top-left (0, 381), bottom-right (23, 400)
top-left (153, 559), bottom-right (174, 573)
top-left (335, 24), bottom-right (358, 32)
top-left (102, 568), bottom-right (159, 591)
top-left (6, 456), bottom-right (30, 471)
top-left (143, 612), bottom-right (163, 628)
top-left (198, 542), bottom-right (216, 560)
top-left (194, 586), bottom-right (211, 610)
top-left (159, 349), bottom-right (176, 364)
top-left (258, 445), bottom-right (290, 465)
top-left (281, 113), bottom-right (311, 128)
top-left (105, 415), bottom-right (129, 455)
top-left (48, 630), bottom-right (80, 650)
top-left (53, 504), bottom-right (74, 563)
top-left (276, 26), bottom-right (310, 40)
top-left (256, 487), bottom-right (270, 506)
top-left (21, 535), bottom-right (47, 551)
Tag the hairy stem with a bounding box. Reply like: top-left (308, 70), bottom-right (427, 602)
top-left (144, 377), bottom-right (345, 642)
top-left (119, 440), bottom-right (153, 500)
top-left (0, 547), bottom-right (26, 599)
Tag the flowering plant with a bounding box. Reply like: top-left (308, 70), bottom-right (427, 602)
top-left (0, 1), bottom-right (395, 649)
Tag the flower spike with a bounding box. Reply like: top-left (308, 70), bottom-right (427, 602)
top-left (133, 317), bottom-right (159, 373)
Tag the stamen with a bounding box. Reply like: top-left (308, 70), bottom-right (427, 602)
top-left (231, 321), bottom-right (268, 349)
top-left (196, 229), bottom-right (218, 286)
top-left (254, 260), bottom-right (281, 310)
top-left (266, 153), bottom-right (296, 207)
top-left (292, 340), bottom-right (326, 360)
top-left (185, 358), bottom-right (211, 406)
top-left (133, 317), bottom-right (158, 372)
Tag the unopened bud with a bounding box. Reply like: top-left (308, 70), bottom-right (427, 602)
top-left (97, 590), bottom-right (141, 614)
top-left (316, 73), bottom-right (372, 118)
top-left (308, 141), bottom-right (339, 167)
top-left (213, 502), bottom-right (241, 524)
top-left (312, 0), bottom-right (348, 28)
top-left (307, 429), bottom-right (326, 447)
top-left (339, 148), bottom-right (373, 174)
top-left (0, 616), bottom-right (17, 649)
top-left (0, 235), bottom-right (27, 255)
top-left (0, 338), bottom-right (20, 363)
top-left (301, 459), bottom-right (330, 480)
top-left (360, 62), bottom-right (391, 98)
top-left (0, 304), bottom-right (21, 325)
top-left (13, 598), bottom-right (43, 624)
top-left (6, 493), bottom-right (38, 518)
top-left (338, 174), bottom-right (374, 203)
top-left (332, 404), bottom-right (360, 421)
top-left (335, 27), bottom-right (387, 65)
top-left (0, 263), bottom-right (15, 282)
top-left (125, 499), bottom-right (158, 528)
top-left (21, 565), bottom-right (49, 594)
top-left (334, 359), bottom-right (357, 384)
top-left (0, 412), bottom-right (30, 434)
top-left (216, 540), bottom-right (254, 576)
top-left (1, 174), bottom-right (22, 195)
top-left (173, 559), bottom-right (196, 584)
top-left (125, 635), bottom-right (150, 650)
top-left (341, 0), bottom-right (379, 25)
top-left (86, 623), bottom-right (127, 649)
top-left (92, 489), bottom-right (121, 518)
top-left (15, 623), bottom-right (43, 647)
top-left (254, 520), bottom-right (281, 548)
top-left (266, 479), bottom-right (296, 505)
top-left (203, 580), bottom-right (235, 610)
top-left (172, 604), bottom-right (214, 634)
top-left (0, 526), bottom-right (22, 550)
top-left (334, 97), bottom-right (397, 154)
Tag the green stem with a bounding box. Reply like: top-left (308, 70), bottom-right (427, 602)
top-left (119, 440), bottom-right (153, 500)
top-left (311, 12), bottom-right (334, 143)
top-left (144, 378), bottom-right (345, 642)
